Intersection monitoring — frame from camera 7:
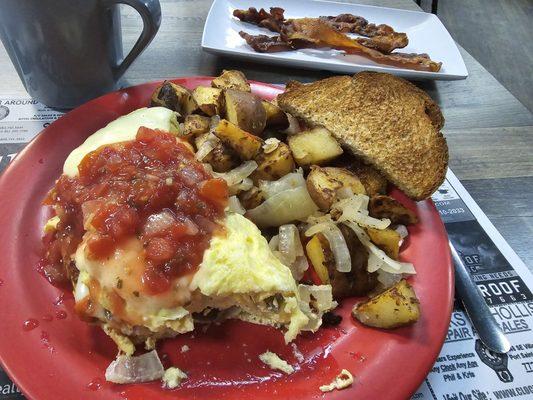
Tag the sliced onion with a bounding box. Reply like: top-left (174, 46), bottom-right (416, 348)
top-left (195, 133), bottom-right (219, 161)
top-left (263, 138), bottom-right (281, 154)
top-left (105, 350), bottom-right (164, 384)
top-left (143, 210), bottom-right (176, 236)
top-left (269, 234), bottom-right (279, 251)
top-left (246, 186), bottom-right (318, 228)
top-left (333, 196), bottom-right (390, 230)
top-left (376, 270), bottom-right (402, 289)
top-left (259, 169), bottom-right (305, 199)
top-left (213, 161), bottom-right (257, 187)
top-left (321, 225), bottom-right (352, 273)
top-left (282, 113), bottom-right (301, 135)
top-left (278, 224), bottom-right (308, 280)
top-left (395, 224), bottom-right (409, 247)
top-left (74, 277), bottom-right (89, 302)
top-left (344, 221), bottom-right (415, 275)
top-left (278, 224), bottom-right (300, 265)
top-left (233, 177), bottom-right (254, 193)
top-left (336, 187), bottom-right (355, 200)
top-left (227, 196), bottom-right (246, 215)
top-left (298, 284), bottom-right (337, 312)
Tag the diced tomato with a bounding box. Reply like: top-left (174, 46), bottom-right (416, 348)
top-left (199, 178), bottom-right (229, 207)
top-left (43, 126), bottom-right (228, 295)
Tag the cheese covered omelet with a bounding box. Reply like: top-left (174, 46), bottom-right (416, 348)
top-left (45, 108), bottom-right (334, 355)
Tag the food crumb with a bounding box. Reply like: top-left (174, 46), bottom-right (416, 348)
top-left (291, 343), bottom-right (304, 363)
top-left (319, 369), bottom-right (354, 392)
top-left (259, 351), bottom-right (294, 374)
top-left (181, 345), bottom-right (190, 353)
top-left (162, 367), bottom-right (187, 389)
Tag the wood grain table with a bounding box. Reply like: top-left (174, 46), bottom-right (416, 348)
top-left (0, 0), bottom-right (531, 273)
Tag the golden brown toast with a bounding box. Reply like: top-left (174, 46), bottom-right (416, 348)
top-left (277, 72), bottom-right (447, 200)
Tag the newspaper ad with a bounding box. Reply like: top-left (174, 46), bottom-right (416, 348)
top-left (0, 98), bottom-right (531, 400)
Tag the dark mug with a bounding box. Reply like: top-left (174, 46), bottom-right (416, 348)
top-left (0, 0), bottom-right (161, 109)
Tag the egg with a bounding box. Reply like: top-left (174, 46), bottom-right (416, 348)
top-left (48, 107), bottom-right (333, 353)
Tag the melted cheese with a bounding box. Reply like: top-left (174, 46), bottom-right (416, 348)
top-left (63, 107), bottom-right (179, 176)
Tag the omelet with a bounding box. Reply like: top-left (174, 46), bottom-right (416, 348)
top-left (47, 107), bottom-right (335, 354)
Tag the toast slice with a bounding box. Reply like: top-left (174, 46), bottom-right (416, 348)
top-left (277, 72), bottom-right (447, 200)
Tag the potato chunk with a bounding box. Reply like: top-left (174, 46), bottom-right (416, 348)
top-left (306, 166), bottom-right (366, 211)
top-left (195, 132), bottom-right (239, 172)
top-left (182, 114), bottom-right (210, 138)
top-left (366, 227), bottom-right (401, 260)
top-left (349, 160), bottom-right (388, 196)
top-left (251, 142), bottom-right (295, 182)
top-left (262, 101), bottom-right (289, 129)
top-left (288, 128), bottom-right (343, 166)
top-left (212, 70), bottom-right (251, 92)
top-left (214, 119), bottom-right (262, 160)
top-left (305, 234), bottom-right (332, 284)
top-left (150, 81), bottom-right (197, 116)
top-left (352, 279), bottom-right (420, 329)
top-left (224, 90), bottom-right (266, 135)
top-left (191, 86), bottom-right (223, 116)
top-left (369, 195), bottom-right (419, 225)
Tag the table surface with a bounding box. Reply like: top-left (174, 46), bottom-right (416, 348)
top-left (0, 0), bottom-right (531, 272)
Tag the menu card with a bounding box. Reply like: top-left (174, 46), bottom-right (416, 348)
top-left (0, 97), bottom-right (531, 400)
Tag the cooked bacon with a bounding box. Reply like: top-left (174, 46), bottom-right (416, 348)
top-left (239, 31), bottom-right (293, 53)
top-left (280, 18), bottom-right (441, 72)
top-left (234, 8), bottom-right (408, 53)
top-left (234, 7), bottom-right (441, 72)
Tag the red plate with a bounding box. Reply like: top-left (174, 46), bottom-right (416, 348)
top-left (0, 77), bottom-right (453, 400)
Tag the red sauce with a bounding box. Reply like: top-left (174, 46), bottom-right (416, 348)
top-left (22, 318), bottom-right (40, 331)
top-left (87, 378), bottom-right (103, 391)
top-left (42, 127), bottom-right (228, 294)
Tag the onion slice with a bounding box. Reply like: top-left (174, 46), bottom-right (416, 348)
top-left (105, 350), bottom-right (164, 384)
top-left (344, 221), bottom-right (415, 274)
top-left (333, 195), bottom-right (390, 230)
top-left (259, 169), bottom-right (306, 199)
top-left (277, 224), bottom-right (308, 279)
top-left (227, 196), bottom-right (246, 215)
top-left (213, 160), bottom-right (258, 188)
top-left (321, 224), bottom-right (352, 273)
top-left (246, 186), bottom-right (318, 228)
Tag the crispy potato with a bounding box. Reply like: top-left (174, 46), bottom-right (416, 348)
top-left (305, 234), bottom-right (332, 284)
top-left (305, 225), bottom-right (377, 299)
top-left (288, 127), bottom-right (343, 166)
top-left (306, 166), bottom-right (366, 211)
top-left (214, 119), bottom-right (263, 160)
top-left (191, 86), bottom-right (223, 116)
top-left (238, 187), bottom-right (264, 209)
top-left (195, 132), bottom-right (239, 172)
top-left (212, 70), bottom-right (251, 92)
top-left (366, 227), bottom-right (401, 260)
top-left (369, 195), bottom-right (419, 225)
top-left (352, 279), bottom-right (420, 329)
top-left (224, 89), bottom-right (267, 135)
top-left (250, 142), bottom-right (295, 182)
top-left (262, 101), bottom-right (289, 129)
top-left (182, 114), bottom-right (210, 138)
top-left (350, 161), bottom-right (388, 196)
top-left (150, 81), bottom-right (197, 116)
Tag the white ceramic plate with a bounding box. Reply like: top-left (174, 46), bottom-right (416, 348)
top-left (202, 0), bottom-right (468, 80)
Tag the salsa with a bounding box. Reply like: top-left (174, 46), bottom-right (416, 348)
top-left (42, 127), bottom-right (228, 294)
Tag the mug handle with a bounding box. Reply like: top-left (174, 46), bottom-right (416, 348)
top-left (105, 0), bottom-right (162, 79)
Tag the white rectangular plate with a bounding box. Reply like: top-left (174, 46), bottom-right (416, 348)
top-left (202, 0), bottom-right (468, 80)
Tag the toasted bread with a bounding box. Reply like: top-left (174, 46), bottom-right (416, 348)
top-left (277, 72), bottom-right (447, 200)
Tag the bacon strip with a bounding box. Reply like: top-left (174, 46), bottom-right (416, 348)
top-left (235, 11), bottom-right (442, 72)
top-left (234, 7), bottom-right (408, 53)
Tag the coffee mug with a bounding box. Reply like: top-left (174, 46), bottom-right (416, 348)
top-left (0, 0), bottom-right (161, 109)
